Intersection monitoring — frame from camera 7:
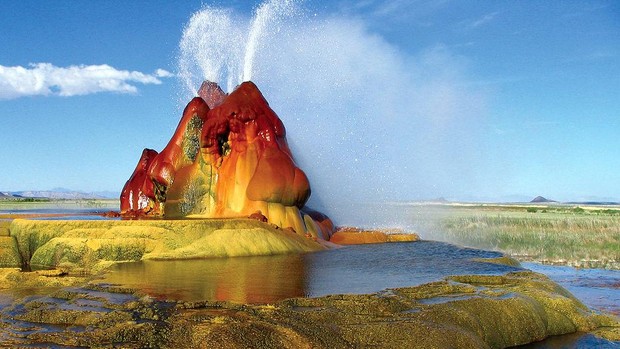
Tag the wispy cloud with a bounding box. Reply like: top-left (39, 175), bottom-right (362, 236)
top-left (466, 11), bottom-right (499, 29)
top-left (338, 0), bottom-right (449, 25)
top-left (0, 63), bottom-right (173, 100)
top-left (563, 50), bottom-right (617, 63)
top-left (562, 3), bottom-right (609, 19)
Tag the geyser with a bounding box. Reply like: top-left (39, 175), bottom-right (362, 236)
top-left (178, 0), bottom-right (297, 94)
top-left (176, 0), bottom-right (489, 231)
top-left (121, 80), bottom-right (334, 240)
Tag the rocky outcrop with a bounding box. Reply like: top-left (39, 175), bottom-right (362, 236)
top-left (120, 81), bottom-right (334, 240)
top-left (165, 271), bottom-right (618, 348)
top-left (531, 196), bottom-right (556, 203)
top-left (9, 219), bottom-right (326, 273)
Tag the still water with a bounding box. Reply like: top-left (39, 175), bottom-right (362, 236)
top-left (99, 242), bottom-right (620, 348)
top-left (100, 241), bottom-right (521, 303)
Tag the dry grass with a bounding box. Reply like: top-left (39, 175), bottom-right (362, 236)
top-left (431, 207), bottom-right (620, 269)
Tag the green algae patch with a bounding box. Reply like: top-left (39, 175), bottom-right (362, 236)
top-left (0, 236), bottom-right (20, 268)
top-left (9, 218), bottom-right (325, 273)
top-left (1, 268), bottom-right (618, 348)
top-left (0, 268), bottom-right (86, 290)
top-left (0, 220), bottom-right (10, 236)
top-left (162, 270), bottom-right (619, 349)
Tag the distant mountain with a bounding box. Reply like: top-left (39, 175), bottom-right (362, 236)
top-left (431, 197), bottom-right (450, 203)
top-left (565, 201), bottom-right (620, 206)
top-left (92, 191), bottom-right (119, 199)
top-left (530, 196), bottom-right (556, 203)
top-left (9, 190), bottom-right (117, 200)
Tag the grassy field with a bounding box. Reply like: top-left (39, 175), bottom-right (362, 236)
top-left (428, 204), bottom-right (620, 269)
top-left (0, 199), bottom-right (118, 212)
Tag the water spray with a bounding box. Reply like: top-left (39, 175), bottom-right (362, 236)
top-left (179, 0), bottom-right (297, 95)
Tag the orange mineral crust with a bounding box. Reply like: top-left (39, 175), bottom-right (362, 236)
top-left (120, 81), bottom-right (334, 239)
top-left (330, 227), bottom-right (419, 245)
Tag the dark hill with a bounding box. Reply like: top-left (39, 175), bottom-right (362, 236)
top-left (530, 196), bottom-right (556, 203)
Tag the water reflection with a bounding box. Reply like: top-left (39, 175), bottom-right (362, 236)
top-left (103, 254), bottom-right (308, 304)
top-left (101, 241), bottom-right (522, 304)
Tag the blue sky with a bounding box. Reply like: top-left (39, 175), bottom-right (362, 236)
top-left (0, 0), bottom-right (619, 203)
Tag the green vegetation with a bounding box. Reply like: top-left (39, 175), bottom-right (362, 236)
top-left (0, 220), bottom-right (10, 236)
top-left (430, 205), bottom-right (620, 269)
top-left (0, 199), bottom-right (118, 213)
top-left (0, 197), bottom-right (50, 202)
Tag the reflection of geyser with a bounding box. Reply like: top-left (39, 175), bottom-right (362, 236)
top-left (104, 254), bottom-right (307, 304)
top-left (177, 1), bottom-right (487, 228)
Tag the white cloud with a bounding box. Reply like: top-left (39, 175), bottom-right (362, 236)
top-left (0, 63), bottom-right (173, 99)
top-left (155, 68), bottom-right (175, 78)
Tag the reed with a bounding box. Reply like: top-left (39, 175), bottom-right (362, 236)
top-left (430, 207), bottom-right (620, 269)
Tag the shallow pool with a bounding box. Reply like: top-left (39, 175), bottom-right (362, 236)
top-left (101, 241), bottom-right (523, 303)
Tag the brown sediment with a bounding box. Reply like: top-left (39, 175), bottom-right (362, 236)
top-left (330, 227), bottom-right (419, 245)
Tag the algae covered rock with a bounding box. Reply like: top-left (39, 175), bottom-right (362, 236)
top-left (9, 218), bottom-right (325, 274)
top-left (0, 220), bottom-right (11, 236)
top-left (0, 236), bottom-right (20, 268)
top-left (0, 259), bottom-right (617, 348)
top-left (0, 268), bottom-right (86, 290)
top-left (164, 270), bottom-right (619, 349)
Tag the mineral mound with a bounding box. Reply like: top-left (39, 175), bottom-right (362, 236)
top-left (121, 81), bottom-right (334, 240)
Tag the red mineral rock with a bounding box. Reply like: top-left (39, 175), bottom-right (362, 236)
top-left (198, 80), bottom-right (227, 108)
top-left (120, 81), bottom-right (335, 239)
top-left (148, 97), bottom-right (210, 203)
top-left (248, 210), bottom-right (268, 222)
top-left (120, 148), bottom-right (159, 215)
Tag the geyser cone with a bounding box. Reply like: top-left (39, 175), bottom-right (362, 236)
top-left (121, 81), bottom-right (334, 240)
